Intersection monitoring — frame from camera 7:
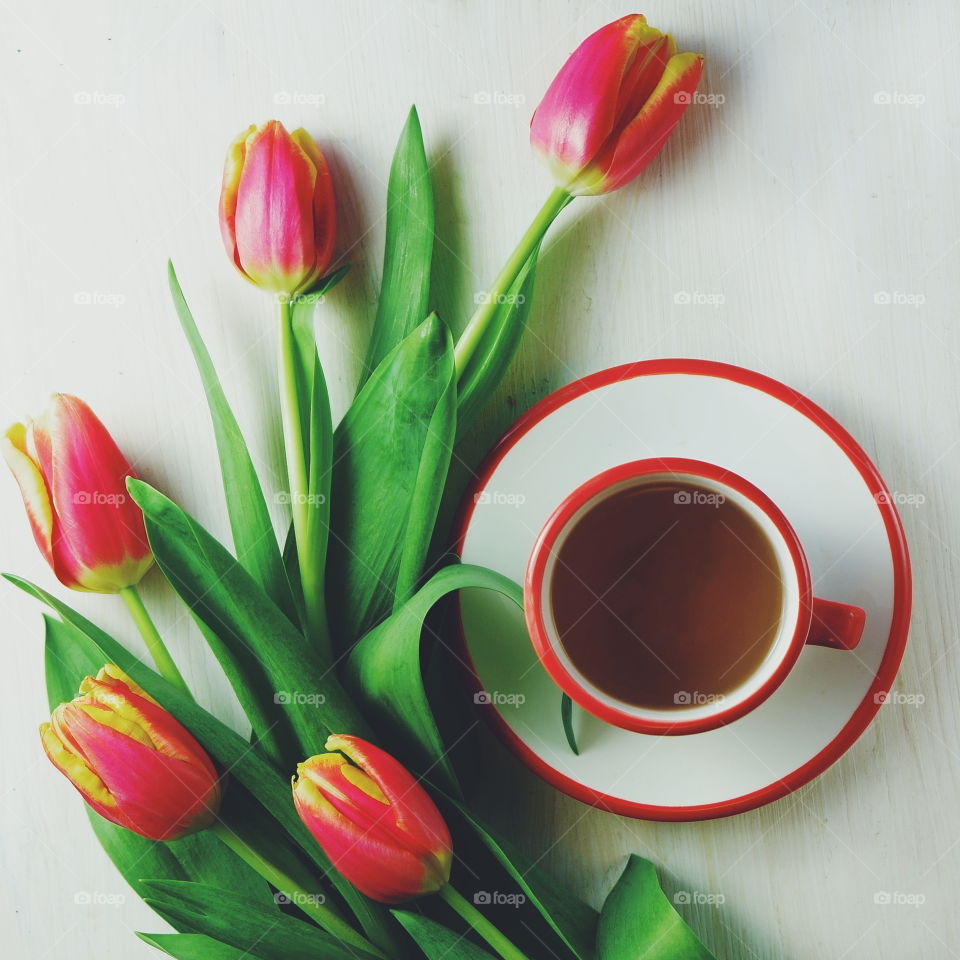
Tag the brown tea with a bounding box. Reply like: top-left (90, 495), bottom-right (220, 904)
top-left (549, 481), bottom-right (783, 710)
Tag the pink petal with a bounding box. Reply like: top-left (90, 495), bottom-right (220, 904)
top-left (57, 703), bottom-right (219, 840)
top-left (31, 396), bottom-right (152, 591)
top-left (291, 129), bottom-right (337, 288)
top-left (219, 124), bottom-right (256, 282)
top-left (325, 735), bottom-right (451, 863)
top-left (530, 15), bottom-right (661, 179)
top-left (293, 776), bottom-right (432, 902)
top-left (234, 121), bottom-right (319, 294)
top-left (2, 423), bottom-right (60, 581)
top-left (572, 51), bottom-right (705, 194)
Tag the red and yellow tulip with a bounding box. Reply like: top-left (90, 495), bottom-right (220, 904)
top-left (41, 666), bottom-right (222, 841)
top-left (2, 394), bottom-right (153, 592)
top-left (292, 735), bottom-right (452, 904)
top-left (530, 14), bottom-right (704, 195)
top-left (220, 120), bottom-right (337, 296)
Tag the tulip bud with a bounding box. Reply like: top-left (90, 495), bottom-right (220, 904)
top-left (2, 395), bottom-right (153, 592)
top-left (530, 14), bottom-right (704, 195)
top-left (41, 666), bottom-right (222, 841)
top-left (220, 120), bottom-right (337, 296)
top-left (292, 735), bottom-right (452, 903)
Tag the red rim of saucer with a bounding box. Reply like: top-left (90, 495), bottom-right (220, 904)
top-left (454, 359), bottom-right (912, 821)
top-left (524, 457), bottom-right (813, 736)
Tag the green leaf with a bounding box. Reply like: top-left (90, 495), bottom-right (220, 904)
top-left (137, 932), bottom-right (268, 960)
top-left (392, 911), bottom-right (497, 960)
top-left (360, 105), bottom-right (434, 387)
top-left (142, 880), bottom-right (380, 960)
top-left (167, 261), bottom-right (296, 622)
top-left (43, 616), bottom-right (273, 917)
top-left (455, 244), bottom-right (540, 438)
top-left (346, 563), bottom-right (520, 794)
top-left (329, 313), bottom-right (455, 644)
top-left (597, 856), bottom-right (715, 960)
top-left (12, 576), bottom-right (398, 955)
top-left (128, 478), bottom-right (371, 769)
top-left (561, 693), bottom-right (580, 755)
top-left (449, 797), bottom-right (598, 960)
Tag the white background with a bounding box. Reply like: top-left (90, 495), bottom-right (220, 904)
top-left (0, 1), bottom-right (957, 958)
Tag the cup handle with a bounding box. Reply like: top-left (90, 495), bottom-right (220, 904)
top-left (806, 598), bottom-right (866, 650)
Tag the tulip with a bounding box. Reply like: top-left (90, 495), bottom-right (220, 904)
top-left (219, 120), bottom-right (336, 296)
top-left (292, 734), bottom-right (452, 903)
top-left (220, 122), bottom-right (339, 660)
top-left (40, 665), bottom-right (221, 841)
top-left (293, 736), bottom-right (533, 960)
top-left (44, 675), bottom-right (377, 953)
top-left (530, 14), bottom-right (704, 195)
top-left (2, 394), bottom-right (153, 593)
top-left (455, 17), bottom-right (703, 405)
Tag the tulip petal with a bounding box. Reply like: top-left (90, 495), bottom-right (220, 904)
top-left (293, 775), bottom-right (435, 903)
top-left (324, 735), bottom-right (451, 862)
top-left (294, 753), bottom-right (409, 861)
top-left (530, 15), bottom-right (663, 183)
top-left (94, 663), bottom-right (160, 706)
top-left (54, 701), bottom-right (219, 840)
top-left (42, 669), bottom-right (222, 841)
top-left (609, 34), bottom-right (674, 142)
top-left (2, 422), bottom-right (58, 578)
top-left (570, 51), bottom-right (705, 195)
top-left (234, 121), bottom-right (320, 294)
top-left (219, 124), bottom-right (257, 283)
top-left (40, 721), bottom-right (119, 822)
top-left (29, 395), bottom-right (153, 592)
top-left (81, 669), bottom-right (217, 775)
top-left (291, 128), bottom-right (337, 288)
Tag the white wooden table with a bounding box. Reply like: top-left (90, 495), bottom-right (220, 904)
top-left (1, 2), bottom-right (956, 957)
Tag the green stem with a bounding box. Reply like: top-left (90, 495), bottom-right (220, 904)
top-left (278, 299), bottom-right (330, 658)
top-left (438, 884), bottom-right (532, 960)
top-left (119, 586), bottom-right (190, 696)
top-left (211, 823), bottom-right (380, 956)
top-left (453, 186), bottom-right (572, 376)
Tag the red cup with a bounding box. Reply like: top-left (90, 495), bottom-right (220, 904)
top-left (524, 458), bottom-right (865, 735)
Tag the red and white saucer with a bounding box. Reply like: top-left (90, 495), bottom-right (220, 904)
top-left (456, 360), bottom-right (911, 821)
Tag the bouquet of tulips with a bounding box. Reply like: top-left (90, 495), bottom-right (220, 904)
top-left (5, 16), bottom-right (718, 960)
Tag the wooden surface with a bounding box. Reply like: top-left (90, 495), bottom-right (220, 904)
top-left (0, 1), bottom-right (956, 957)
